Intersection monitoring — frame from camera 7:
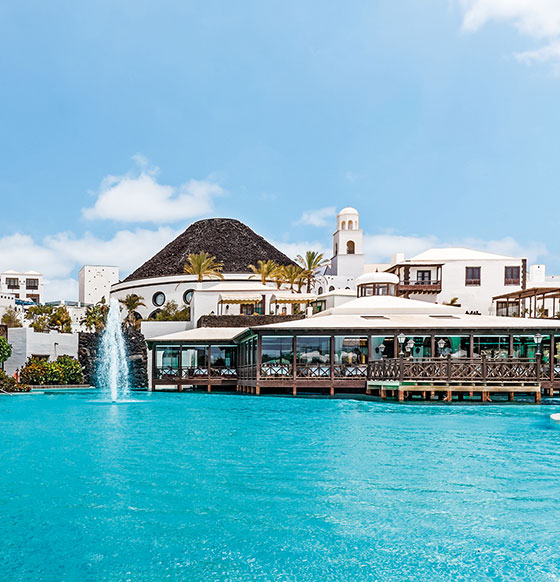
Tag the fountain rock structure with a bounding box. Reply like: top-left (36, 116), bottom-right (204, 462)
top-left (97, 298), bottom-right (130, 401)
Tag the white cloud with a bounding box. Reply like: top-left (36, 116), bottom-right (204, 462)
top-left (271, 240), bottom-right (331, 261)
top-left (83, 161), bottom-right (224, 223)
top-left (457, 0), bottom-right (560, 65)
top-left (296, 207), bottom-right (337, 228)
top-left (0, 227), bottom-right (181, 302)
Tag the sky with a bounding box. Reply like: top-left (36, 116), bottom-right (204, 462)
top-left (1, 0), bottom-right (560, 300)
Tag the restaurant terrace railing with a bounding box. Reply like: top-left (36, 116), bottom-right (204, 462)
top-left (155, 366), bottom-right (237, 381)
top-left (368, 356), bottom-right (542, 383)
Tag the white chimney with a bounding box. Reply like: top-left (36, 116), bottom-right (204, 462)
top-left (391, 253), bottom-right (405, 265)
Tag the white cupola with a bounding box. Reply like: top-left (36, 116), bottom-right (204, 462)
top-left (324, 206), bottom-right (365, 278)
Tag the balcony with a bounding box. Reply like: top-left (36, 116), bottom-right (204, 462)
top-left (397, 279), bottom-right (442, 294)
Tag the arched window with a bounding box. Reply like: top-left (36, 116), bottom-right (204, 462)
top-left (341, 221), bottom-right (346, 230)
top-left (347, 240), bottom-right (355, 254)
top-left (348, 220), bottom-right (353, 230)
top-left (329, 285), bottom-right (335, 292)
top-left (318, 287), bottom-right (324, 295)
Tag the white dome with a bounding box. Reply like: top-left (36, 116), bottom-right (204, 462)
top-left (338, 206), bottom-right (359, 216)
top-left (355, 272), bottom-right (399, 286)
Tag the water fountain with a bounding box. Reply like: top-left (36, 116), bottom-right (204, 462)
top-left (97, 298), bottom-right (130, 401)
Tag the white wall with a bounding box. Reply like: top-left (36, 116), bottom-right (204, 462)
top-left (4, 329), bottom-right (78, 376)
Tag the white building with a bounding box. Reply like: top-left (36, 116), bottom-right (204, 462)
top-left (387, 248), bottom-right (527, 315)
top-left (0, 270), bottom-right (43, 304)
top-left (322, 207), bottom-right (365, 288)
top-left (3, 328), bottom-right (78, 377)
top-left (79, 265), bottom-right (119, 305)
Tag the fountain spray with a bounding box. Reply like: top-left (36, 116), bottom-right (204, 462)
top-left (97, 298), bottom-right (130, 401)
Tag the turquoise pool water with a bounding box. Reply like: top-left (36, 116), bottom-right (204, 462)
top-left (1, 392), bottom-right (560, 581)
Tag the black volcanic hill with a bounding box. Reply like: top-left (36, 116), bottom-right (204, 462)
top-left (124, 218), bottom-right (296, 282)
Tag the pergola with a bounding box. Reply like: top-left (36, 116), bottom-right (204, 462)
top-left (493, 287), bottom-right (560, 319)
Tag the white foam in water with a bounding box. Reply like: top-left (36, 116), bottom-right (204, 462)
top-left (97, 298), bottom-right (130, 402)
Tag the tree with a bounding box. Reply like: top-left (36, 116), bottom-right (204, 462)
top-left (118, 294), bottom-right (146, 329)
top-left (0, 337), bottom-right (12, 371)
top-left (81, 297), bottom-right (109, 332)
top-left (296, 251), bottom-right (329, 293)
top-left (50, 306), bottom-right (72, 333)
top-left (277, 265), bottom-right (307, 292)
top-left (184, 252), bottom-right (224, 282)
top-left (248, 260), bottom-right (279, 286)
top-left (25, 305), bottom-right (73, 333)
top-left (155, 300), bottom-right (190, 321)
top-left (1, 307), bottom-right (23, 328)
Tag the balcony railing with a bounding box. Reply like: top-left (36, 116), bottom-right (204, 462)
top-left (398, 279), bottom-right (442, 293)
top-left (504, 278), bottom-right (521, 286)
top-left (368, 357), bottom-right (542, 383)
top-left (155, 366), bottom-right (237, 381)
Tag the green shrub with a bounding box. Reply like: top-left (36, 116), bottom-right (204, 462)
top-left (0, 337), bottom-right (12, 367)
top-left (20, 357), bottom-right (48, 385)
top-left (55, 355), bottom-right (84, 384)
top-left (0, 371), bottom-right (29, 392)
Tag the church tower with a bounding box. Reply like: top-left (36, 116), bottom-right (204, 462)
top-left (325, 207), bottom-right (365, 277)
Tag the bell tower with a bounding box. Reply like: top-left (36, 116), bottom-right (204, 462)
top-left (325, 207), bottom-right (364, 277)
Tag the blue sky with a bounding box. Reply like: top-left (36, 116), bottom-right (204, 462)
top-left (1, 1), bottom-right (560, 299)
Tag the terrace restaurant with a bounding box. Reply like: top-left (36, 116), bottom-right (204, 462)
top-left (148, 273), bottom-right (560, 399)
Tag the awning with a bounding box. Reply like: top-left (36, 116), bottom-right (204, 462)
top-left (219, 294), bottom-right (263, 304)
top-left (271, 292), bottom-right (317, 304)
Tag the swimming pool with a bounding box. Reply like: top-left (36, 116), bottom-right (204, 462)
top-left (1, 391), bottom-right (559, 581)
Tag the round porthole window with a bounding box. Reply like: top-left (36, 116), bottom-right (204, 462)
top-left (183, 289), bottom-right (194, 305)
top-left (152, 292), bottom-right (165, 307)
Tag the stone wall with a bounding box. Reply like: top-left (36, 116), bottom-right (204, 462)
top-left (0, 324), bottom-right (7, 340)
top-left (78, 327), bottom-right (148, 389)
top-left (197, 314), bottom-right (305, 328)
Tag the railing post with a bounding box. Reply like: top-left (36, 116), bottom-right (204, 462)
top-left (482, 354), bottom-right (487, 382)
top-left (537, 353), bottom-right (542, 381)
top-left (399, 354), bottom-right (404, 383)
top-left (447, 354), bottom-right (452, 382)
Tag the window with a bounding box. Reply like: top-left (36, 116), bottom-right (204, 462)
top-left (335, 336), bottom-right (367, 364)
top-left (26, 278), bottom-right (39, 290)
top-left (152, 292), bottom-right (166, 306)
top-left (416, 270), bottom-right (431, 282)
top-left (465, 267), bottom-right (481, 286)
top-left (262, 336), bottom-right (293, 364)
top-left (505, 266), bottom-right (520, 286)
top-left (6, 278), bottom-right (18, 289)
top-left (348, 220), bottom-right (353, 230)
top-left (341, 221), bottom-right (346, 230)
top-left (496, 301), bottom-right (519, 317)
top-left (346, 240), bottom-right (355, 254)
top-left (296, 336), bottom-right (331, 364)
top-left (317, 287), bottom-right (324, 295)
top-left (183, 289), bottom-right (194, 304)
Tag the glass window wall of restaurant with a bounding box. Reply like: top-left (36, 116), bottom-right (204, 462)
top-left (261, 336), bottom-right (293, 376)
top-left (209, 346), bottom-right (237, 368)
top-left (334, 336), bottom-right (368, 364)
top-left (472, 336), bottom-right (509, 358)
top-left (296, 336), bottom-right (331, 377)
top-left (434, 336), bottom-right (470, 358)
top-left (512, 335), bottom-right (551, 363)
top-left (155, 345), bottom-right (180, 373)
top-left (399, 336), bottom-right (431, 358)
top-left (370, 336), bottom-right (395, 359)
top-left (181, 346), bottom-right (208, 368)
top-left (296, 336), bottom-right (331, 364)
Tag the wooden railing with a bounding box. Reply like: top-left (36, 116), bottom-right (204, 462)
top-left (368, 356), bottom-right (541, 383)
top-left (398, 279), bottom-right (442, 293)
top-left (155, 366), bottom-right (237, 381)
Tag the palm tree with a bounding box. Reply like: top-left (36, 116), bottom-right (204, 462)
top-left (279, 265), bottom-right (307, 292)
top-left (248, 259), bottom-right (279, 286)
top-left (184, 252), bottom-right (224, 282)
top-left (296, 251), bottom-right (329, 293)
top-left (119, 293), bottom-right (146, 328)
